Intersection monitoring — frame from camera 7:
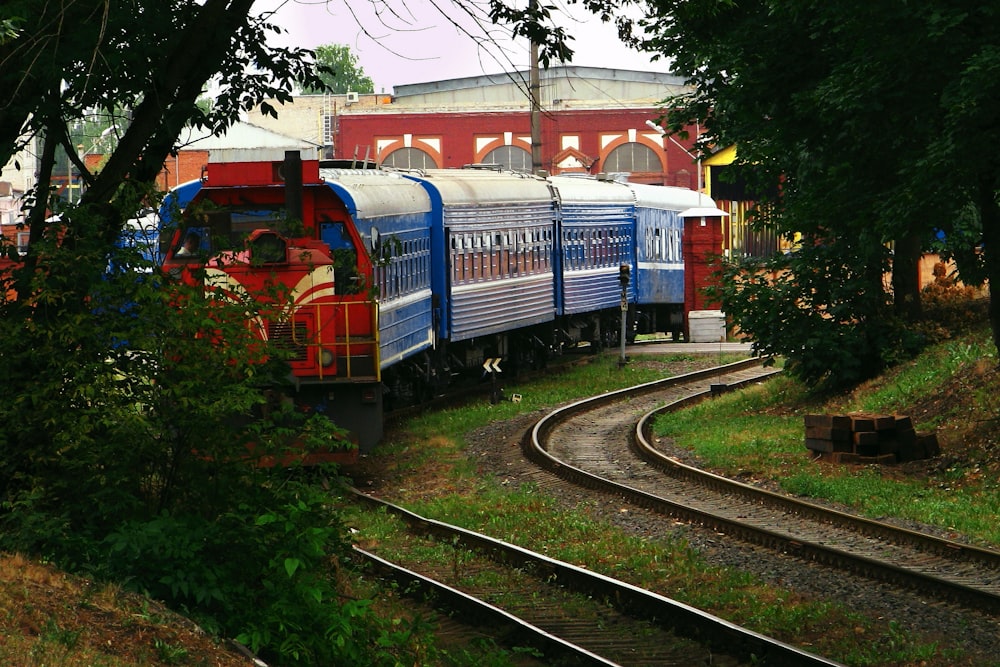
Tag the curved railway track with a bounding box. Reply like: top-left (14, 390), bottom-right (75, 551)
top-left (524, 358), bottom-right (1000, 617)
top-left (349, 489), bottom-right (843, 666)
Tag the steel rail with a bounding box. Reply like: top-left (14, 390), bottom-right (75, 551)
top-left (522, 360), bottom-right (1000, 616)
top-left (350, 487), bottom-right (843, 667)
top-left (352, 547), bottom-right (620, 667)
top-left (635, 402), bottom-right (1000, 569)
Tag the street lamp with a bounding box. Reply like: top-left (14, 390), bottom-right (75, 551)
top-left (646, 120), bottom-right (703, 193)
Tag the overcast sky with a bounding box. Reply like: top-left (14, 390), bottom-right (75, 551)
top-left (255, 0), bottom-right (668, 93)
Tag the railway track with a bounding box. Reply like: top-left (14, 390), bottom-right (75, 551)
top-left (349, 489), bottom-right (843, 666)
top-left (524, 358), bottom-right (1000, 616)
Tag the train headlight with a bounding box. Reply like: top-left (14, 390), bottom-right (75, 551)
top-left (319, 348), bottom-right (335, 367)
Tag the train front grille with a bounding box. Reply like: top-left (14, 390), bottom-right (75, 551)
top-left (267, 321), bottom-right (309, 362)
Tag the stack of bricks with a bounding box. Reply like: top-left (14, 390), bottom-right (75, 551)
top-left (804, 414), bottom-right (940, 464)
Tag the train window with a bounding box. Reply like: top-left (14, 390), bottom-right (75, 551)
top-left (321, 222), bottom-right (354, 251)
top-left (423, 239), bottom-right (430, 284)
top-left (175, 225), bottom-right (210, 258)
top-left (331, 248), bottom-right (360, 294)
top-left (249, 232), bottom-right (287, 264)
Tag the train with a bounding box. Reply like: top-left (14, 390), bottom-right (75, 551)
top-left (159, 152), bottom-right (720, 454)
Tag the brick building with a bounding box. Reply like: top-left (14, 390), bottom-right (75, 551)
top-left (250, 66), bottom-right (702, 187)
top-left (4, 67), bottom-right (700, 250)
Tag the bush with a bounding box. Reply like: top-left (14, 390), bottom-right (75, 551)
top-left (710, 239), bottom-right (925, 390)
top-left (918, 261), bottom-right (990, 340)
top-left (0, 203), bottom-right (414, 665)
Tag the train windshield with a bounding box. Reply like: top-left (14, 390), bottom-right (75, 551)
top-left (169, 207), bottom-right (285, 259)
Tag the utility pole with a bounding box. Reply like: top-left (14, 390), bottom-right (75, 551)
top-left (529, 4), bottom-right (543, 174)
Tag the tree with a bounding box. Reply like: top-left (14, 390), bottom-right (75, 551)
top-left (0, 0), bottom-right (604, 660)
top-left (300, 43), bottom-right (375, 94)
top-left (0, 3), bottom-right (419, 663)
top-left (1, 0), bottom-right (326, 263)
top-left (636, 0), bottom-right (1000, 386)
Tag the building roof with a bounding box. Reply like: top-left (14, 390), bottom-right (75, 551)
top-left (177, 121), bottom-right (321, 162)
top-left (394, 65), bottom-right (687, 98)
top-left (371, 65), bottom-right (691, 112)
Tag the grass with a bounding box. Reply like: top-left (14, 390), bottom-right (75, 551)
top-left (652, 327), bottom-right (1000, 546)
top-left (0, 553), bottom-right (250, 666)
top-left (355, 337), bottom-right (1000, 666)
top-left (6, 322), bottom-right (999, 665)
top-left (352, 459), bottom-right (956, 665)
top-left (350, 484), bottom-right (852, 654)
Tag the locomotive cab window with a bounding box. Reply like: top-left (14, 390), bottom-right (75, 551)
top-left (173, 210), bottom-right (230, 259)
top-left (174, 225), bottom-right (210, 258)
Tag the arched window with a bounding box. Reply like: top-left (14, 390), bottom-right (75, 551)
top-left (603, 142), bottom-right (661, 173)
top-left (382, 148), bottom-right (437, 169)
top-left (482, 145), bottom-right (532, 172)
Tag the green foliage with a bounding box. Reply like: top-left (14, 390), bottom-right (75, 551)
top-left (709, 240), bottom-right (924, 389)
top-left (0, 17), bottom-right (20, 44)
top-left (0, 202), bottom-right (410, 664)
top-left (104, 483), bottom-right (375, 666)
top-left (639, 0), bottom-right (1000, 375)
top-left (1, 1), bottom-right (328, 214)
top-left (300, 44), bottom-right (375, 95)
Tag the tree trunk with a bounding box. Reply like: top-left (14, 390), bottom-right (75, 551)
top-left (977, 177), bottom-right (1000, 362)
top-left (892, 232), bottom-right (923, 321)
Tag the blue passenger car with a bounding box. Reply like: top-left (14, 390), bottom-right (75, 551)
top-left (626, 182), bottom-right (707, 338)
top-left (549, 176), bottom-right (636, 318)
top-left (408, 170), bottom-right (557, 343)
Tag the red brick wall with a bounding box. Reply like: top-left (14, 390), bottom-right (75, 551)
top-left (83, 151), bottom-right (208, 192)
top-left (336, 109), bottom-right (699, 186)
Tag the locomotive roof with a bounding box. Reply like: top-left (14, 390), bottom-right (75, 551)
top-left (319, 168), bottom-right (432, 220)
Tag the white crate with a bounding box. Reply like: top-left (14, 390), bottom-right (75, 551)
top-left (688, 310), bottom-right (726, 342)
